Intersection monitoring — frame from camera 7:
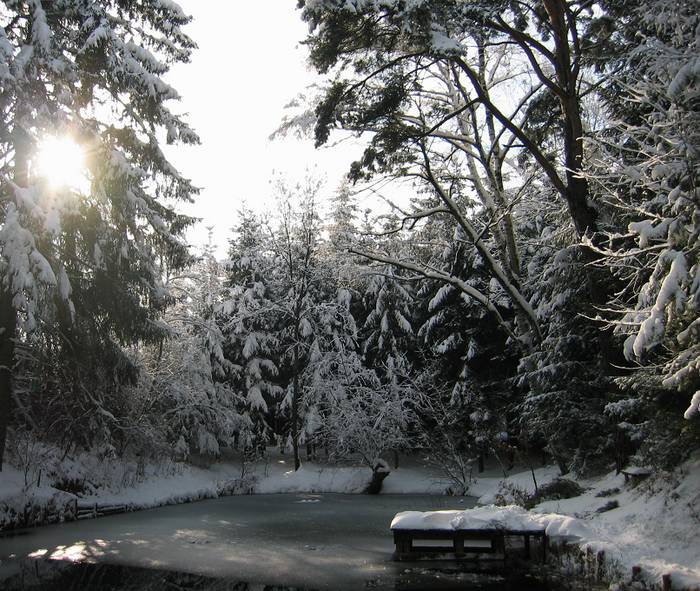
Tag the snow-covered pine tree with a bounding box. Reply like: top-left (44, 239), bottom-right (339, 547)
top-left (590, 0), bottom-right (700, 466)
top-left (362, 270), bottom-right (415, 372)
top-left (416, 221), bottom-right (517, 474)
top-left (515, 196), bottom-right (613, 475)
top-left (0, 1), bottom-right (198, 469)
top-left (296, 284), bottom-right (361, 458)
top-left (360, 217), bottom-right (416, 376)
top-left (326, 180), bottom-right (359, 267)
top-left (220, 207), bottom-right (282, 453)
top-left (135, 236), bottom-right (245, 460)
top-left (322, 180), bottom-right (368, 330)
top-left (268, 177), bottom-right (331, 470)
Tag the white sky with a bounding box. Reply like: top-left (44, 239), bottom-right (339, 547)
top-left (165, 2), bottom-right (366, 257)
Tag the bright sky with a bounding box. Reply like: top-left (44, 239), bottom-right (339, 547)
top-left (165, 2), bottom-right (366, 257)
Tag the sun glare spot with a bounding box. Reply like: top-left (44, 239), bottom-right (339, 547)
top-left (50, 542), bottom-right (87, 561)
top-left (35, 136), bottom-right (86, 188)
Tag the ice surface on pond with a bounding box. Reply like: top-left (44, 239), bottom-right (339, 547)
top-left (0, 493), bottom-right (480, 590)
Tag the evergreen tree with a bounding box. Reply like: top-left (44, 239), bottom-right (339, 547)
top-left (361, 267), bottom-right (415, 376)
top-left (326, 180), bottom-right (359, 267)
top-left (416, 222), bottom-right (517, 474)
top-left (517, 238), bottom-right (613, 474)
top-left (591, 0), bottom-right (700, 466)
top-left (293, 1), bottom-right (631, 348)
top-left (296, 284), bottom-right (361, 458)
top-left (0, 1), bottom-right (198, 469)
top-left (268, 178), bottom-right (330, 470)
top-left (220, 208), bottom-right (282, 452)
top-left (136, 238), bottom-right (244, 459)
top-left (359, 216), bottom-right (417, 375)
top-left (299, 0), bottom-right (610, 238)
top-left (323, 181), bottom-right (367, 329)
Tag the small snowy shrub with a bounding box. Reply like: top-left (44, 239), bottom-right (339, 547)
top-left (529, 478), bottom-right (584, 505)
top-left (494, 482), bottom-right (531, 508)
top-left (494, 478), bottom-right (583, 509)
top-left (7, 428), bottom-right (44, 489)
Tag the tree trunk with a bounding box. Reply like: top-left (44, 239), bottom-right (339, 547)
top-left (549, 444), bottom-right (570, 475)
top-left (543, 0), bottom-right (598, 237)
top-left (291, 348), bottom-right (301, 471)
top-left (0, 110), bottom-right (29, 471)
top-left (365, 460), bottom-right (390, 494)
top-left (0, 288), bottom-right (17, 472)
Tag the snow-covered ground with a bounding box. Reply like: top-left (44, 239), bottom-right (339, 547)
top-left (536, 464), bottom-right (700, 590)
top-left (0, 451), bottom-right (452, 525)
top-left (2, 451), bottom-right (699, 589)
top-left (256, 453), bottom-right (451, 495)
top-left (463, 459), bottom-right (700, 590)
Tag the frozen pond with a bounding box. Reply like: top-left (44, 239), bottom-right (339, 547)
top-left (0, 493), bottom-right (563, 590)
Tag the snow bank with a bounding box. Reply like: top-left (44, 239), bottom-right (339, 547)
top-left (465, 459), bottom-right (700, 589)
top-left (80, 464), bottom-right (255, 510)
top-left (256, 464), bottom-right (369, 494)
top-left (256, 457), bottom-right (449, 494)
top-left (0, 465), bottom-right (77, 529)
top-left (1, 452), bottom-right (449, 530)
top-left (469, 464), bottom-right (561, 505)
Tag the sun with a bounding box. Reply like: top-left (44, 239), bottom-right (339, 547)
top-left (34, 136), bottom-right (86, 189)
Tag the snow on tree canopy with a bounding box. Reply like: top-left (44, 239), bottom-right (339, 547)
top-left (596, 0), bottom-right (700, 422)
top-left (1, 0), bottom-right (198, 330)
top-left (247, 385), bottom-right (268, 413)
top-left (625, 250), bottom-right (688, 360)
top-left (685, 392), bottom-right (700, 420)
top-left (243, 333), bottom-right (260, 359)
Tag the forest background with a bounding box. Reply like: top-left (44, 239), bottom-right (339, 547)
top-left (0, 0), bottom-right (698, 493)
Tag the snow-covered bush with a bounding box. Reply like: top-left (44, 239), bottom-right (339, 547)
top-left (315, 358), bottom-right (418, 469)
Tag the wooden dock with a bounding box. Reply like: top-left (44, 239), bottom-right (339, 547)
top-left (392, 526), bottom-right (547, 563)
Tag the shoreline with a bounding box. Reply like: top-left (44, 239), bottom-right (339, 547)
top-left (1, 453), bottom-right (698, 589)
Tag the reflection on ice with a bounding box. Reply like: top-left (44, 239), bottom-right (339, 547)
top-left (49, 542), bottom-right (87, 561)
top-left (2, 560), bottom-right (320, 590)
top-left (0, 559), bottom-right (575, 591)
